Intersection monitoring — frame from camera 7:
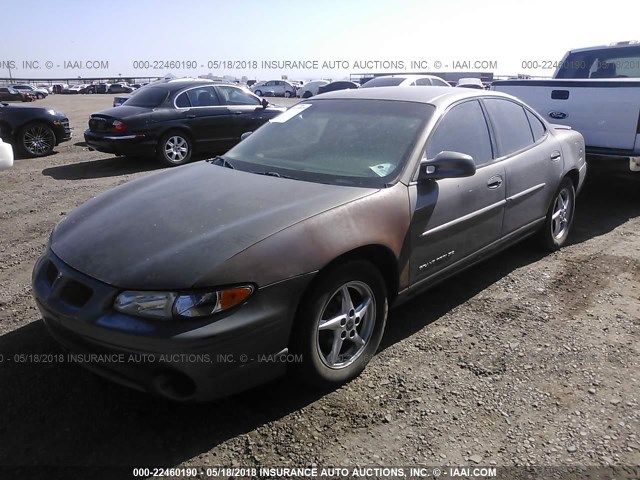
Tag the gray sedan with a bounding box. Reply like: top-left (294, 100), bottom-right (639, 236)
top-left (32, 87), bottom-right (586, 401)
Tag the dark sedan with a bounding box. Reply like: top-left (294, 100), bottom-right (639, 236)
top-left (0, 87), bottom-right (35, 102)
top-left (0, 103), bottom-right (72, 157)
top-left (84, 81), bottom-right (286, 166)
top-left (34, 88), bottom-right (586, 401)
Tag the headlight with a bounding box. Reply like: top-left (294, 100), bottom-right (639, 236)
top-left (114, 286), bottom-right (254, 321)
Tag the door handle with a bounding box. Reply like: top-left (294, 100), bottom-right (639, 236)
top-left (186, 114), bottom-right (196, 118)
top-left (487, 175), bottom-right (503, 189)
top-left (232, 111), bottom-right (243, 115)
top-left (550, 151), bottom-right (561, 161)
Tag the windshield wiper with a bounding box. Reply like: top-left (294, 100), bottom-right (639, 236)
top-left (252, 170), bottom-right (295, 179)
top-left (209, 155), bottom-right (234, 169)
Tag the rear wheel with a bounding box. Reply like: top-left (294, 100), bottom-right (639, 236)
top-left (157, 131), bottom-right (192, 167)
top-left (18, 122), bottom-right (55, 157)
top-left (254, 89), bottom-right (263, 96)
top-left (284, 91), bottom-right (292, 98)
top-left (539, 178), bottom-right (575, 250)
top-left (290, 261), bottom-right (388, 388)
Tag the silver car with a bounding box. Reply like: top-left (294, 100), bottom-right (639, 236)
top-left (250, 80), bottom-right (296, 97)
top-left (361, 74), bottom-right (451, 88)
top-left (34, 87), bottom-right (586, 401)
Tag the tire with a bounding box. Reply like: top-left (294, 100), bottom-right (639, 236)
top-left (18, 122), bottom-right (56, 157)
top-left (157, 131), bottom-right (192, 167)
top-left (284, 91), bottom-right (292, 98)
top-left (254, 90), bottom-right (263, 97)
top-left (302, 91), bottom-right (312, 98)
top-left (290, 260), bottom-right (388, 388)
top-left (539, 178), bottom-right (575, 250)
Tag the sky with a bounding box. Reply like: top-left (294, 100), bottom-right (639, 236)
top-left (1, 0), bottom-right (638, 81)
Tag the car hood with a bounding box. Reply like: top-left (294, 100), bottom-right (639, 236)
top-left (51, 162), bottom-right (375, 289)
top-left (0, 103), bottom-right (65, 117)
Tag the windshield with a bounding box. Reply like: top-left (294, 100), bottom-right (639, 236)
top-left (123, 87), bottom-right (169, 107)
top-left (361, 78), bottom-right (405, 88)
top-left (224, 99), bottom-right (434, 187)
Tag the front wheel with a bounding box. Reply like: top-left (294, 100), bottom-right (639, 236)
top-left (157, 131), bottom-right (192, 167)
top-left (18, 122), bottom-right (55, 157)
top-left (290, 261), bottom-right (388, 388)
top-left (254, 89), bottom-right (263, 97)
top-left (539, 178), bottom-right (575, 250)
top-left (284, 91), bottom-right (292, 98)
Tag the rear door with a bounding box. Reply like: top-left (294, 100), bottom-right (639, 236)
top-left (482, 98), bottom-right (562, 235)
top-left (409, 99), bottom-right (505, 285)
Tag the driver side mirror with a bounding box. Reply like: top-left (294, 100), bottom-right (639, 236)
top-left (240, 131), bottom-right (253, 141)
top-left (261, 98), bottom-right (269, 109)
top-left (0, 139), bottom-right (14, 170)
top-left (419, 151), bottom-right (476, 181)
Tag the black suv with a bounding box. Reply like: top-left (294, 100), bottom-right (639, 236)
top-left (0, 103), bottom-right (72, 157)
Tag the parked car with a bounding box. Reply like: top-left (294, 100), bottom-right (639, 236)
top-left (36, 84), bottom-right (54, 94)
top-left (79, 84), bottom-right (100, 94)
top-left (35, 87), bottom-right (586, 401)
top-left (84, 80), bottom-right (286, 166)
top-left (492, 41), bottom-right (640, 174)
top-left (361, 75), bottom-right (450, 88)
top-left (250, 80), bottom-right (296, 97)
top-left (297, 80), bottom-right (329, 98)
top-left (0, 103), bottom-right (72, 157)
top-left (9, 84), bottom-right (49, 99)
top-left (317, 81), bottom-right (359, 94)
top-left (107, 83), bottom-right (134, 94)
top-left (0, 87), bottom-right (35, 102)
top-left (52, 84), bottom-right (67, 94)
top-left (456, 78), bottom-right (485, 89)
top-left (64, 85), bottom-right (85, 94)
top-left (0, 138), bottom-right (13, 169)
top-left (95, 83), bottom-right (110, 94)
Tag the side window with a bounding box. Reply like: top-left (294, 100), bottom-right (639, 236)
top-left (265, 81), bottom-right (275, 86)
top-left (483, 99), bottom-right (535, 156)
top-left (187, 87), bottom-right (220, 107)
top-left (432, 78), bottom-right (450, 87)
top-left (175, 92), bottom-right (191, 108)
top-left (426, 100), bottom-right (493, 166)
top-left (525, 109), bottom-right (546, 141)
top-left (217, 86), bottom-right (261, 106)
top-left (415, 78), bottom-right (432, 86)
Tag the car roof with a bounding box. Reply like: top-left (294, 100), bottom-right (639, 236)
top-left (568, 41), bottom-right (639, 54)
top-left (313, 86), bottom-right (517, 107)
top-left (145, 80), bottom-right (237, 92)
top-left (370, 74), bottom-right (444, 80)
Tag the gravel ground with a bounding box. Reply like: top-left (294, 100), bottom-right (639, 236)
top-left (0, 95), bottom-right (638, 480)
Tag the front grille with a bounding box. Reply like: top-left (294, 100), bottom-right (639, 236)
top-left (35, 258), bottom-right (94, 310)
top-left (60, 280), bottom-right (93, 308)
top-left (61, 118), bottom-right (72, 139)
top-left (44, 260), bottom-right (59, 285)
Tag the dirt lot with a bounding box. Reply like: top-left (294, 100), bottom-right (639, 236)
top-left (0, 95), bottom-right (639, 479)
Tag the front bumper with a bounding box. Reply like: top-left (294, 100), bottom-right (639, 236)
top-left (84, 129), bottom-right (156, 157)
top-left (32, 249), bottom-right (315, 401)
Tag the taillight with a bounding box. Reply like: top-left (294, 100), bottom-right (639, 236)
top-left (112, 120), bottom-right (127, 133)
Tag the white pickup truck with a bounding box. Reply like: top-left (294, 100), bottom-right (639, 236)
top-left (492, 41), bottom-right (640, 174)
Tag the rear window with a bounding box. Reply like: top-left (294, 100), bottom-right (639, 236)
top-left (556, 45), bottom-right (640, 78)
top-left (123, 87), bottom-right (169, 108)
top-left (362, 78), bottom-right (405, 88)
